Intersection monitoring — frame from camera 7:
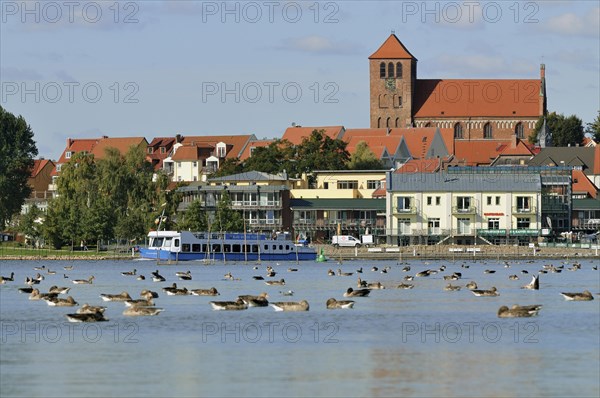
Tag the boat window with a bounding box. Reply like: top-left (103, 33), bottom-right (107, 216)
top-left (192, 244), bottom-right (201, 252)
top-left (232, 244), bottom-right (241, 253)
top-left (164, 238), bottom-right (172, 248)
top-left (286, 245), bottom-right (289, 250)
top-left (174, 239), bottom-right (180, 248)
top-left (279, 245), bottom-right (283, 250)
top-left (223, 244), bottom-right (231, 253)
top-left (212, 244), bottom-right (222, 253)
top-left (264, 244), bottom-right (269, 251)
top-left (272, 245), bottom-right (276, 250)
top-left (243, 244), bottom-right (251, 253)
top-left (151, 238), bottom-right (164, 248)
top-left (252, 245), bottom-right (259, 253)
top-left (202, 244), bottom-right (208, 252)
top-left (182, 244), bottom-right (191, 252)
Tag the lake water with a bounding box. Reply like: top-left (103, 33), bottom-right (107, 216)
top-left (1, 257), bottom-right (598, 397)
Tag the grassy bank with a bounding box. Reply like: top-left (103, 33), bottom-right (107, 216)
top-left (0, 244), bottom-right (135, 260)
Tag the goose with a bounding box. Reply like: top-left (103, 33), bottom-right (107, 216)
top-left (77, 304), bottom-right (106, 314)
top-left (560, 290), bottom-right (594, 301)
top-left (176, 271), bottom-right (192, 280)
top-left (63, 274), bottom-right (69, 279)
top-left (415, 270), bottom-right (431, 277)
top-left (471, 286), bottom-right (499, 297)
top-left (403, 275), bottom-right (414, 281)
top-left (121, 269), bottom-right (137, 276)
top-left (465, 281), bottom-right (478, 290)
top-left (151, 270), bottom-right (166, 282)
top-left (0, 277), bottom-right (5, 284)
top-left (65, 312), bottom-right (108, 322)
top-left (190, 287), bottom-right (220, 296)
top-left (396, 283), bottom-right (414, 289)
top-left (63, 265), bottom-right (74, 271)
top-left (371, 267), bottom-right (378, 272)
top-left (337, 269), bottom-right (353, 277)
top-left (46, 269), bottom-right (56, 275)
top-left (402, 266), bottom-right (411, 272)
top-left (124, 297), bottom-right (154, 307)
top-left (367, 281), bottom-right (385, 290)
top-left (343, 288), bottom-right (370, 297)
top-left (45, 296), bottom-right (78, 307)
top-left (123, 306), bottom-right (164, 316)
top-left (29, 289), bottom-right (58, 301)
top-left (18, 287), bottom-right (34, 294)
top-left (162, 283), bottom-right (179, 294)
top-left (443, 274), bottom-right (459, 281)
top-left (140, 289), bottom-right (159, 298)
top-left (327, 269), bottom-right (335, 276)
top-left (484, 269), bottom-right (496, 274)
top-left (287, 267), bottom-right (298, 272)
top-left (279, 290), bottom-right (294, 296)
top-left (33, 265), bottom-right (46, 271)
top-left (270, 300), bottom-right (309, 312)
top-left (326, 298), bottom-right (355, 309)
top-left (521, 275), bottom-right (539, 290)
top-left (264, 279), bottom-right (285, 286)
top-left (238, 292), bottom-right (269, 307)
top-left (356, 267), bottom-right (363, 274)
top-left (357, 277), bottom-right (367, 288)
top-left (439, 265), bottom-right (446, 272)
top-left (521, 270), bottom-right (529, 274)
top-left (25, 277), bottom-right (40, 286)
top-left (100, 291), bottom-right (132, 302)
top-left (497, 304), bottom-right (542, 318)
top-left (137, 275), bottom-right (146, 281)
top-left (209, 298), bottom-right (248, 311)
top-left (444, 283), bottom-right (461, 291)
top-left (72, 276), bottom-right (94, 285)
top-left (252, 276), bottom-right (265, 280)
top-left (509, 275), bottom-right (519, 280)
top-left (164, 284), bottom-right (189, 296)
top-left (48, 286), bottom-right (71, 294)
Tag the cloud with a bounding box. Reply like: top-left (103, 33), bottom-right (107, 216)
top-left (540, 7), bottom-right (600, 38)
top-left (278, 35), bottom-right (361, 55)
top-left (1, 67), bottom-right (44, 80)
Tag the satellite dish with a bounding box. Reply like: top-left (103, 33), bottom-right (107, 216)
top-left (546, 216), bottom-right (552, 229)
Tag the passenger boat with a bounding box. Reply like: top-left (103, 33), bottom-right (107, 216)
top-left (139, 231), bottom-right (317, 261)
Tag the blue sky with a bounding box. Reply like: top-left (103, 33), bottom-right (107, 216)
top-left (1, 0), bottom-right (599, 160)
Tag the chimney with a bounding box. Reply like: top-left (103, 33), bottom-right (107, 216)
top-left (67, 138), bottom-right (73, 147)
top-left (102, 135), bottom-right (108, 139)
top-left (540, 64), bottom-right (545, 79)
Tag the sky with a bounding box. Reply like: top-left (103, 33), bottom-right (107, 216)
top-left (1, 0), bottom-right (599, 160)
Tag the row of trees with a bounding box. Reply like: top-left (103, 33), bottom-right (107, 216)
top-left (530, 111), bottom-right (600, 146)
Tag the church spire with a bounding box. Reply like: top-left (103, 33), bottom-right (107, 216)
top-left (537, 117), bottom-right (552, 148)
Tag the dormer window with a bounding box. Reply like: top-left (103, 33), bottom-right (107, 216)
top-left (147, 147), bottom-right (153, 154)
top-left (160, 147), bottom-right (166, 154)
top-left (56, 164), bottom-right (62, 172)
top-left (65, 151), bottom-right (72, 159)
top-left (216, 142), bottom-right (226, 158)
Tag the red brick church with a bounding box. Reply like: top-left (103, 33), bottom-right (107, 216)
top-left (369, 34), bottom-right (547, 141)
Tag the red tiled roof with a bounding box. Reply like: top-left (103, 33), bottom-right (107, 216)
top-left (498, 138), bottom-right (534, 156)
top-left (344, 136), bottom-right (402, 159)
top-left (372, 179), bottom-right (387, 198)
top-left (31, 159), bottom-right (52, 178)
top-left (595, 145), bottom-right (600, 174)
top-left (171, 144), bottom-right (214, 161)
top-left (238, 139), bottom-right (276, 161)
top-left (395, 158), bottom-right (441, 173)
top-left (454, 140), bottom-right (511, 166)
top-left (369, 34), bottom-right (416, 60)
top-left (572, 169), bottom-right (598, 198)
top-left (414, 79), bottom-right (541, 118)
top-left (281, 126), bottom-right (344, 146)
top-left (180, 135), bottom-right (254, 159)
top-left (56, 138), bottom-right (99, 164)
top-left (91, 137), bottom-right (148, 159)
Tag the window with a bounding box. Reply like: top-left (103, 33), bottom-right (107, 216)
top-left (397, 197), bottom-right (412, 212)
top-left (488, 218), bottom-right (500, 230)
top-left (65, 151), bottom-right (72, 159)
top-left (324, 182), bottom-right (329, 189)
top-left (398, 218), bottom-right (411, 235)
top-left (388, 62), bottom-right (394, 78)
top-left (495, 196), bottom-right (500, 205)
top-left (56, 164), bottom-right (62, 172)
top-left (454, 123), bottom-right (463, 139)
top-left (487, 196), bottom-right (492, 206)
top-left (396, 62), bottom-right (402, 78)
top-left (436, 196), bottom-right (441, 205)
top-left (515, 122), bottom-right (524, 139)
top-left (517, 217), bottom-right (530, 229)
top-left (216, 143), bottom-right (226, 158)
top-left (177, 162), bottom-right (181, 168)
top-left (367, 180), bottom-right (381, 189)
top-left (456, 196), bottom-right (471, 211)
top-left (484, 123), bottom-right (493, 139)
top-left (516, 196), bottom-right (531, 212)
top-left (457, 218), bottom-right (471, 234)
top-left (428, 218), bottom-right (440, 235)
top-left (160, 147), bottom-right (166, 154)
top-left (337, 180), bottom-right (358, 189)
top-left (147, 148), bottom-right (153, 154)
top-left (192, 161), bottom-right (197, 167)
top-left (380, 62), bottom-right (386, 78)
top-left (427, 196), bottom-right (432, 206)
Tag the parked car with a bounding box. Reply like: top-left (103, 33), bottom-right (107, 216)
top-left (331, 235), bottom-right (361, 248)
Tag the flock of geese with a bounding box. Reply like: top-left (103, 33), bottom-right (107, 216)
top-left (0, 258), bottom-right (597, 322)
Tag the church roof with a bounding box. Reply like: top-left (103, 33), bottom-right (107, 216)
top-left (369, 34), bottom-right (417, 60)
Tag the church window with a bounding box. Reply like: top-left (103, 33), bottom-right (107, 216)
top-left (484, 123), bottom-right (493, 139)
top-left (395, 118), bottom-right (400, 128)
top-left (515, 122), bottom-right (524, 139)
top-left (388, 62), bottom-right (394, 78)
top-left (386, 117), bottom-right (391, 128)
top-left (380, 62), bottom-right (386, 78)
top-left (396, 62), bottom-right (402, 78)
top-left (454, 123), bottom-right (463, 139)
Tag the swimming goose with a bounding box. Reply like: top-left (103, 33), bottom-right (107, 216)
top-left (77, 304), bottom-right (107, 314)
top-left (140, 289), bottom-right (159, 298)
top-left (357, 277), bottom-right (367, 288)
top-left (521, 275), bottom-right (539, 290)
top-left (280, 290), bottom-right (294, 296)
top-left (63, 265), bottom-right (74, 271)
top-left (337, 269), bottom-right (353, 276)
top-left (270, 300), bottom-right (309, 312)
top-left (124, 297), bottom-right (154, 307)
top-left (396, 283), bottom-right (414, 289)
top-left (471, 286), bottom-right (499, 297)
top-left (402, 266), bottom-right (411, 272)
top-left (191, 287), bottom-right (220, 296)
top-left (287, 267), bottom-right (298, 272)
top-left (484, 269), bottom-right (496, 274)
top-left (121, 269), bottom-right (137, 276)
top-left (252, 276), bottom-right (265, 280)
top-left (497, 304), bottom-right (542, 318)
top-left (403, 275), bottom-right (414, 281)
top-left (356, 267), bottom-right (363, 274)
top-left (444, 283), bottom-right (461, 291)
top-left (367, 281), bottom-right (385, 290)
top-left (33, 265), bottom-right (45, 271)
top-left (25, 277), bottom-right (41, 285)
top-left (46, 269), bottom-right (56, 275)
top-left (560, 290), bottom-right (594, 301)
top-left (326, 298), bottom-right (355, 309)
top-left (123, 306), bottom-right (164, 316)
top-left (443, 274), bottom-right (459, 281)
top-left (29, 289), bottom-right (58, 301)
top-left (465, 281), bottom-right (478, 290)
top-left (72, 276), bottom-right (94, 285)
top-left (49, 286), bottom-right (71, 294)
top-left (343, 288), bottom-right (370, 297)
top-left (165, 284), bottom-right (189, 296)
top-left (327, 269), bottom-right (335, 276)
top-left (415, 270), bottom-right (431, 277)
top-left (210, 298), bottom-right (248, 311)
top-left (65, 312), bottom-right (108, 322)
top-left (238, 292), bottom-right (269, 307)
top-left (100, 291), bottom-right (132, 302)
top-left (18, 287), bottom-right (34, 294)
top-left (151, 270), bottom-right (166, 282)
top-left (45, 296), bottom-right (78, 306)
top-left (0, 277), bottom-right (5, 284)
top-left (508, 275), bottom-right (519, 280)
top-left (137, 275), bottom-right (146, 281)
top-left (176, 271), bottom-right (192, 280)
top-left (265, 279), bottom-right (285, 286)
top-left (371, 267), bottom-right (378, 272)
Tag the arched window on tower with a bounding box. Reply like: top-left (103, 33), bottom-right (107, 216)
top-left (515, 122), bottom-right (524, 139)
top-left (388, 62), bottom-right (394, 78)
top-left (377, 117), bottom-right (382, 128)
top-left (454, 123), bottom-right (463, 139)
top-left (424, 122), bottom-right (431, 127)
top-left (386, 117), bottom-right (391, 128)
top-left (380, 62), bottom-right (385, 78)
top-left (395, 118), bottom-right (400, 128)
top-left (396, 62), bottom-right (402, 78)
top-left (484, 123), bottom-right (493, 139)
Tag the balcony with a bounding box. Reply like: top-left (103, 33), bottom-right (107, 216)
top-left (513, 206), bottom-right (536, 215)
top-left (452, 206), bottom-right (476, 215)
top-left (477, 229), bottom-right (507, 236)
top-left (394, 206), bottom-right (417, 215)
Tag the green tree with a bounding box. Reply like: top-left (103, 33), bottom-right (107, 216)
top-left (242, 140), bottom-right (296, 175)
top-left (178, 199), bottom-right (208, 231)
top-left (347, 141), bottom-right (385, 170)
top-left (0, 106), bottom-right (38, 229)
top-left (19, 204), bottom-right (43, 246)
top-left (296, 130), bottom-right (349, 184)
top-left (585, 110), bottom-right (600, 142)
top-left (214, 190), bottom-right (244, 232)
top-left (211, 157), bottom-right (243, 178)
top-left (531, 112), bottom-right (584, 147)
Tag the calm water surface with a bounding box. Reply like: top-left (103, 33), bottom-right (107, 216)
top-left (1, 257), bottom-right (598, 397)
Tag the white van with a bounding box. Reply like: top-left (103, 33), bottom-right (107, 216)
top-left (331, 235), bottom-right (361, 248)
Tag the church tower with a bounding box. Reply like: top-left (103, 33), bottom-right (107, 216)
top-left (369, 34), bottom-right (417, 129)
